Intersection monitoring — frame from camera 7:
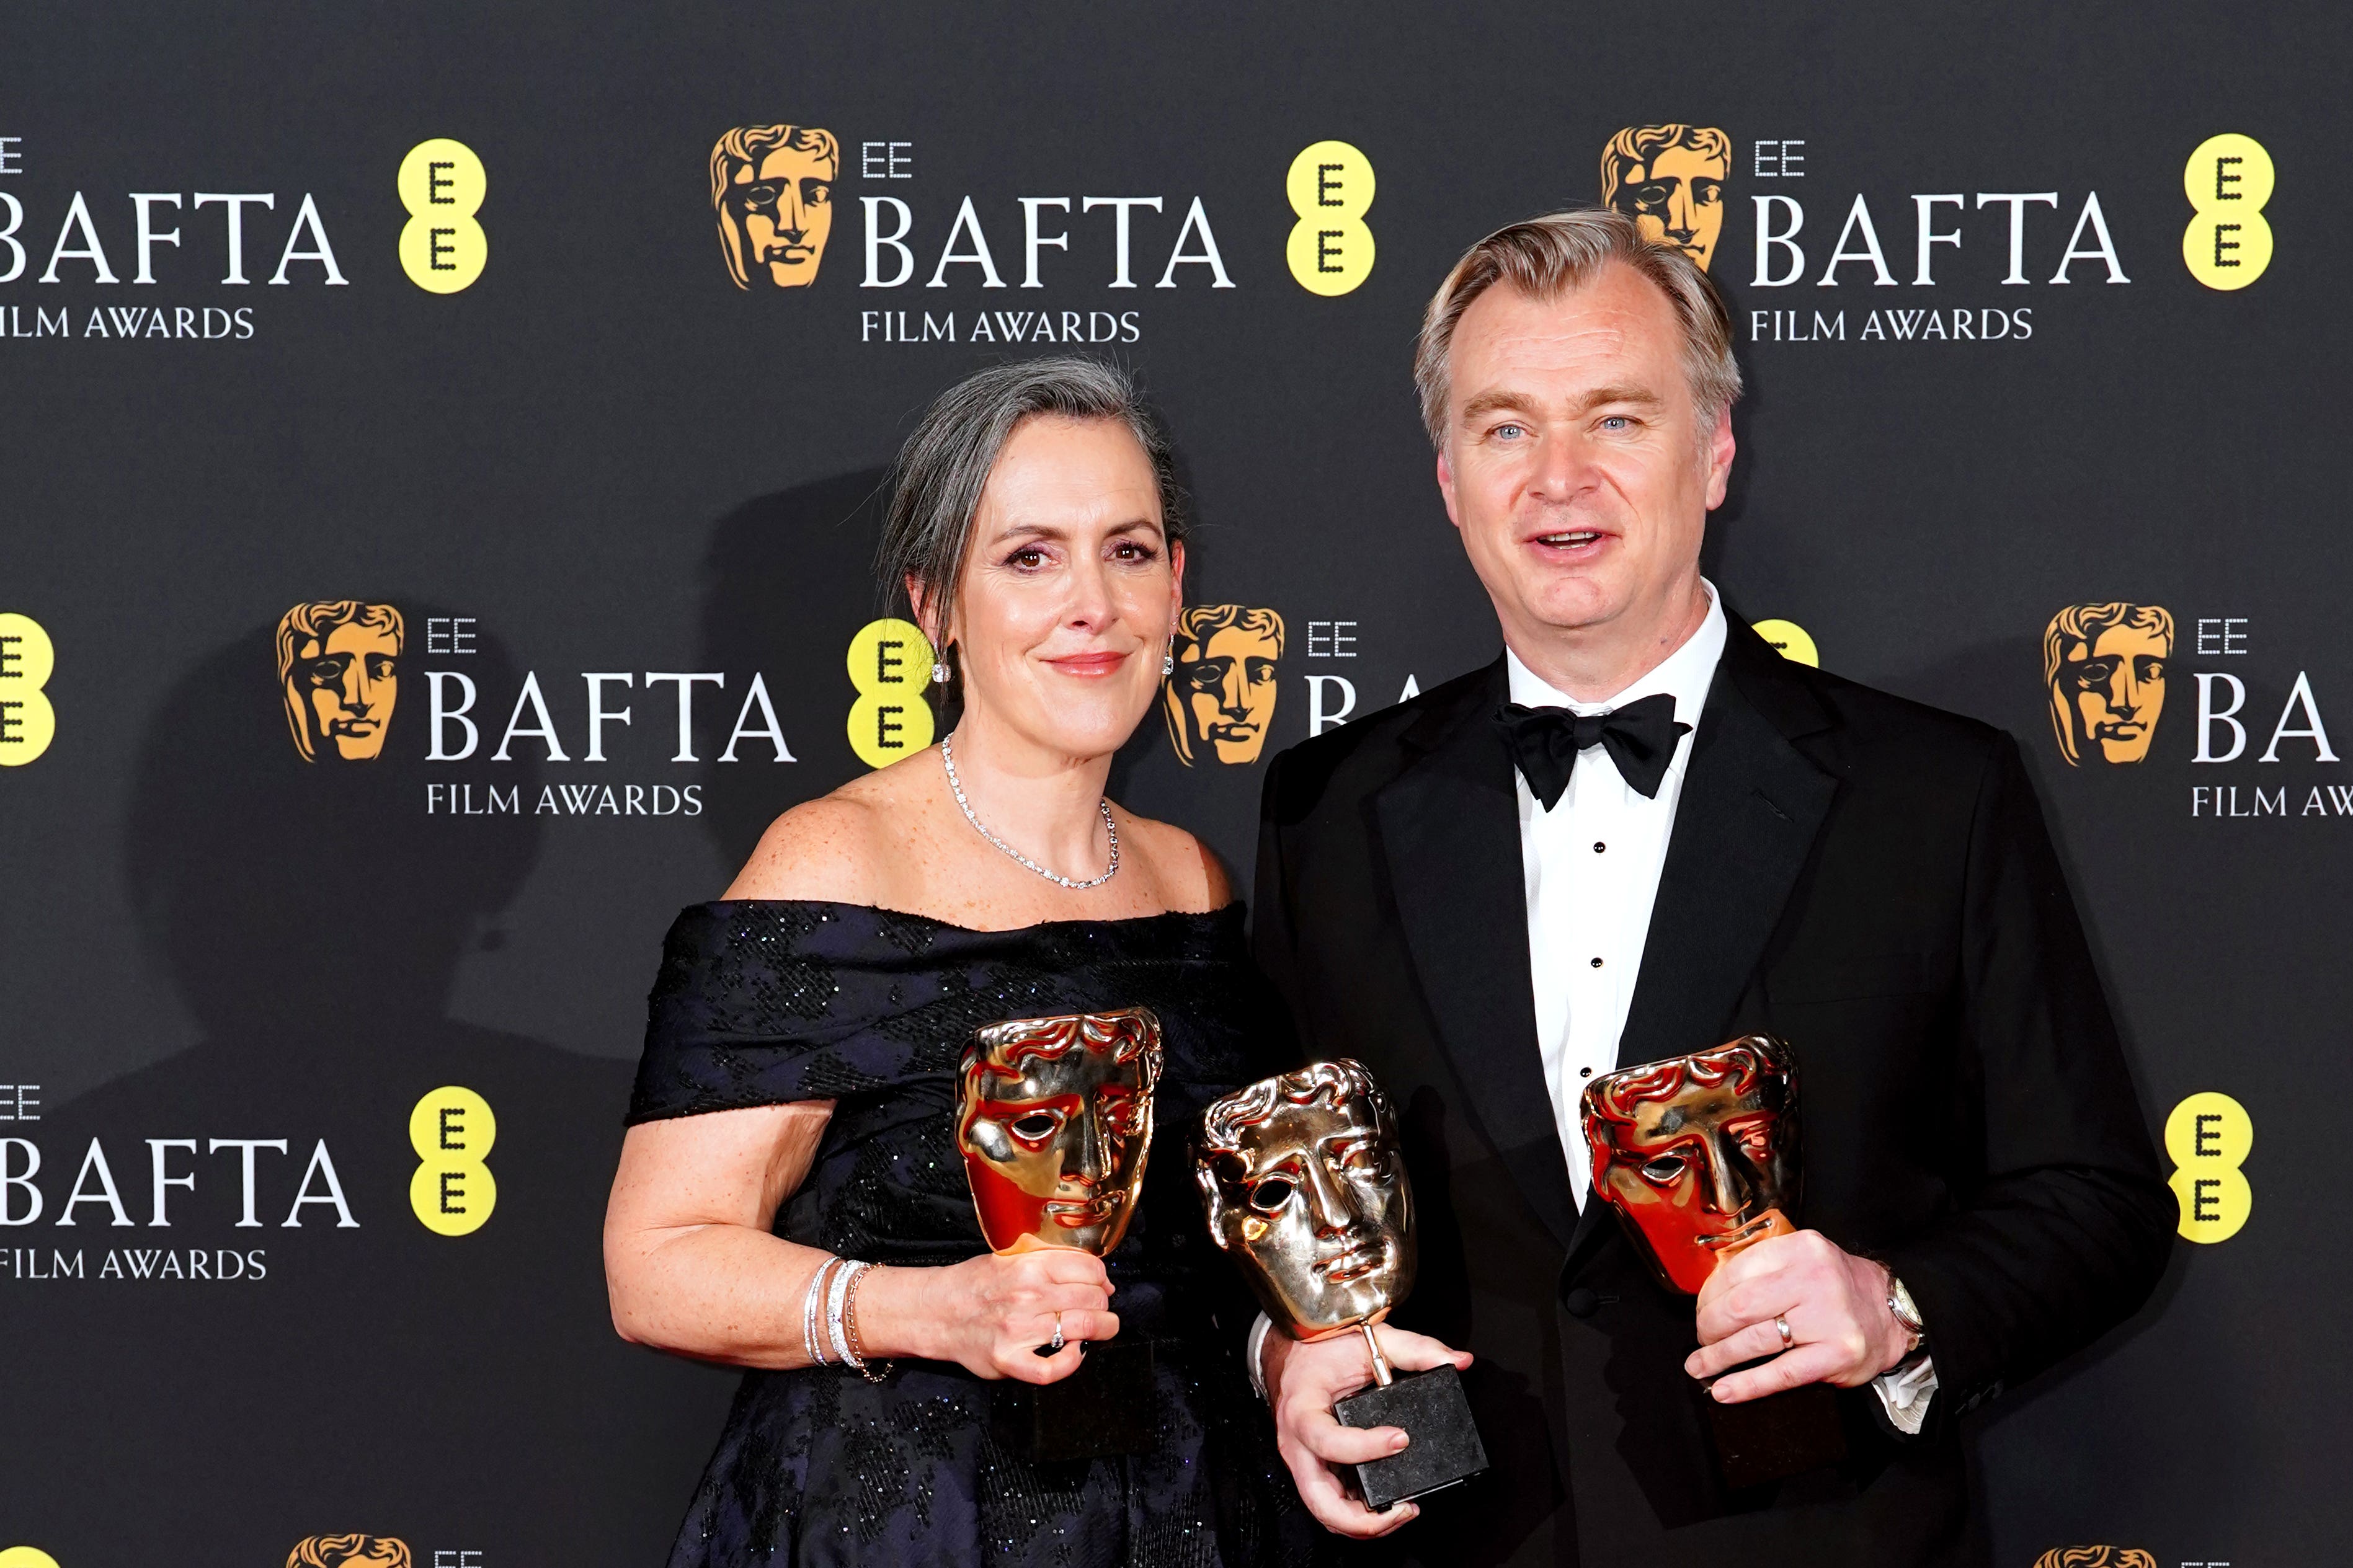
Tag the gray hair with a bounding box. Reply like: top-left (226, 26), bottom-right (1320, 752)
top-left (1413, 208), bottom-right (1742, 450)
top-left (878, 357), bottom-right (1188, 663)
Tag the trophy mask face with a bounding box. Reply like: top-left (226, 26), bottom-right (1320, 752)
top-left (956, 1009), bottom-right (1162, 1256)
top-left (1196, 1060), bottom-right (1415, 1338)
top-left (1581, 1036), bottom-right (1800, 1295)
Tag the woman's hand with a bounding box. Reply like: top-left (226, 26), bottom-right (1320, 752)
top-left (861, 1249), bottom-right (1118, 1384)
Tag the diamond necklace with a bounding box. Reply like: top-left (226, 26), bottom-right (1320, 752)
top-left (939, 731), bottom-right (1119, 890)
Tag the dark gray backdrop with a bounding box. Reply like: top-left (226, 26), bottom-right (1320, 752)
top-left (1, 4), bottom-right (2340, 1564)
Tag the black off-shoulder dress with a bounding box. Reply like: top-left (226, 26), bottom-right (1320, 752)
top-left (626, 899), bottom-right (1322, 1568)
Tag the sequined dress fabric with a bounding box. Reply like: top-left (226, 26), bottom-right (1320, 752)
top-left (628, 900), bottom-right (1322, 1568)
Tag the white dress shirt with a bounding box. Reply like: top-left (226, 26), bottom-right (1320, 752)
top-left (1251, 581), bottom-right (1932, 1433)
top-left (1510, 588), bottom-right (1725, 1210)
top-left (1508, 578), bottom-right (1934, 1433)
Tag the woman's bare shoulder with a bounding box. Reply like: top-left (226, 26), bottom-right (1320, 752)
top-left (1112, 808), bottom-right (1236, 914)
top-left (722, 753), bottom-right (933, 903)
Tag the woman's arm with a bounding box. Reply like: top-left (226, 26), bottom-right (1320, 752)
top-left (605, 1102), bottom-right (842, 1367)
top-left (603, 1102), bottom-right (1121, 1380)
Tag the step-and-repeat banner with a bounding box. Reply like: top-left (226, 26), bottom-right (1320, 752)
top-left (2, 4), bottom-right (2341, 1565)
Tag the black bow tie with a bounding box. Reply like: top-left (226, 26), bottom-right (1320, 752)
top-left (1494, 692), bottom-right (1691, 807)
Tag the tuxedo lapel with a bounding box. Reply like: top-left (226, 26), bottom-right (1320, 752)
top-left (1373, 658), bottom-right (1580, 1253)
top-left (1566, 619), bottom-right (1843, 1262)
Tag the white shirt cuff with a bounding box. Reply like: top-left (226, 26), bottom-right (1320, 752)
top-left (1245, 1312), bottom-right (1273, 1401)
top-left (1871, 1354), bottom-right (1937, 1435)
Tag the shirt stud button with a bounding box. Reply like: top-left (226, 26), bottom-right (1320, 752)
top-left (1579, 1066), bottom-right (1593, 1077)
top-left (1593, 841), bottom-right (1606, 853)
top-left (1590, 957), bottom-right (1604, 968)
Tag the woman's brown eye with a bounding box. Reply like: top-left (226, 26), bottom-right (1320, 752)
top-left (1247, 1177), bottom-right (1296, 1215)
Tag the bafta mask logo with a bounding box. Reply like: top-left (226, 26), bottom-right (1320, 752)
top-left (1583, 1035), bottom-right (1800, 1295)
top-left (711, 123), bottom-right (839, 289)
top-left (1198, 1059), bottom-right (1415, 1338)
top-left (2044, 601), bottom-right (2174, 766)
top-left (956, 1009), bottom-right (1163, 1256)
top-left (287, 1536), bottom-right (413, 1568)
top-left (1163, 604), bottom-right (1285, 766)
top-left (276, 600), bottom-right (404, 763)
top-left (1601, 123), bottom-right (1732, 271)
top-left (2032, 1549), bottom-right (2156, 1568)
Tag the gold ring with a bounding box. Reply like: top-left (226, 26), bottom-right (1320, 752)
top-left (1774, 1315), bottom-right (1794, 1350)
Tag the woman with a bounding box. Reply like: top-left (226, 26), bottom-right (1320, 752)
top-left (605, 358), bottom-right (1321, 1566)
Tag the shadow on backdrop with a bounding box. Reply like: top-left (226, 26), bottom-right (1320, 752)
top-left (3, 613), bottom-right (727, 1562)
top-left (695, 468), bottom-right (894, 875)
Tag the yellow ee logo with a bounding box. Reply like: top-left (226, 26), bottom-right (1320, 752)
top-left (1286, 141), bottom-right (1375, 296)
top-left (2182, 133), bottom-right (2272, 290)
top-left (409, 1086), bottom-right (497, 1236)
top-left (0, 1548), bottom-right (63, 1568)
top-left (1751, 618), bottom-right (1818, 668)
top-left (846, 618), bottom-right (936, 769)
top-left (2165, 1090), bottom-right (2251, 1242)
top-left (0, 613), bottom-right (56, 766)
top-left (399, 138), bottom-right (488, 293)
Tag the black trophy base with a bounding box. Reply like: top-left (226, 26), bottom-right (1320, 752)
top-left (992, 1339), bottom-right (1156, 1463)
top-left (1335, 1363), bottom-right (1490, 1511)
top-left (1700, 1377), bottom-right (1847, 1490)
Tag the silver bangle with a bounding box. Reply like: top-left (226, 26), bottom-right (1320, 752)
top-left (803, 1256), bottom-right (842, 1366)
top-left (825, 1256), bottom-right (859, 1367)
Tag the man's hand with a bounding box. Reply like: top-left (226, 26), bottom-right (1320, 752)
top-left (1264, 1322), bottom-right (1472, 1537)
top-left (1684, 1229), bottom-right (1911, 1403)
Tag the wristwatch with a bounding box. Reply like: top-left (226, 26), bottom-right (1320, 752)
top-left (1885, 1275), bottom-right (1928, 1360)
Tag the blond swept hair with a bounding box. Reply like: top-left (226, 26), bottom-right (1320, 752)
top-left (1413, 208), bottom-right (1741, 449)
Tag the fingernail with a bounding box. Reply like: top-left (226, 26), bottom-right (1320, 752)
top-left (1389, 1432), bottom-right (1410, 1451)
top-left (1711, 1384), bottom-right (1730, 1402)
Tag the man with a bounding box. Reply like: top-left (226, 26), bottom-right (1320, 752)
top-left (276, 599), bottom-right (403, 762)
top-left (1165, 603), bottom-right (1287, 765)
top-left (2044, 601), bottom-right (2173, 766)
top-left (1250, 210), bottom-right (2173, 1565)
top-left (709, 123), bottom-right (838, 290)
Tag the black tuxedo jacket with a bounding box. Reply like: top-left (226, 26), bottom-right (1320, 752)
top-left (1252, 616), bottom-right (2174, 1567)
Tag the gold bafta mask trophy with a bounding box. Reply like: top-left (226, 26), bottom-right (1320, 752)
top-left (1581, 1035), bottom-right (1847, 1488)
top-left (1198, 1060), bottom-right (1489, 1510)
top-left (956, 1007), bottom-right (1163, 1461)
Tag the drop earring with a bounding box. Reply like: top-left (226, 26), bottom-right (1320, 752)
top-left (931, 658), bottom-right (949, 684)
top-left (1162, 649), bottom-right (1175, 676)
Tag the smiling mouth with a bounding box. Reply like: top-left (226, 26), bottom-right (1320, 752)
top-left (1531, 529), bottom-right (1606, 552)
top-left (1046, 652), bottom-right (1128, 676)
